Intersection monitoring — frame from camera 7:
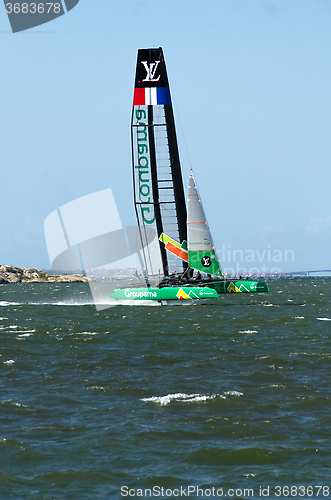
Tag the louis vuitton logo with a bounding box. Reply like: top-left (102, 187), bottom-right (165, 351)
top-left (141, 61), bottom-right (161, 82)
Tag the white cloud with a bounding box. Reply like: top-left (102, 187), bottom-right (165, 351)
top-left (307, 215), bottom-right (331, 233)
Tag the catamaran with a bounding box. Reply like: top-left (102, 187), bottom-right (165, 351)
top-left (110, 48), bottom-right (269, 302)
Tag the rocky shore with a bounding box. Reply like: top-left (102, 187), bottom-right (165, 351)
top-left (0, 265), bottom-right (91, 284)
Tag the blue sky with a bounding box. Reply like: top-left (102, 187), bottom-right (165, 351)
top-left (1, 0), bottom-right (331, 273)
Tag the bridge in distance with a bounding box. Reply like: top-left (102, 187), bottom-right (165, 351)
top-left (283, 270), bottom-right (331, 276)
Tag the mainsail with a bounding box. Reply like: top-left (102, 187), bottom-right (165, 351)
top-left (187, 170), bottom-right (223, 277)
top-left (131, 48), bottom-right (187, 282)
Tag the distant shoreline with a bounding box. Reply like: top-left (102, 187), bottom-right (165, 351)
top-left (0, 265), bottom-right (91, 284)
top-left (1, 265), bottom-right (330, 284)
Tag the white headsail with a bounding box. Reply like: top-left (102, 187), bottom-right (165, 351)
top-left (187, 170), bottom-right (223, 277)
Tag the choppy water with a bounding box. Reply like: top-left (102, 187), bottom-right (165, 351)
top-left (1, 278), bottom-right (330, 499)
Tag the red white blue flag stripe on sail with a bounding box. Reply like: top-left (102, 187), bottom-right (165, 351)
top-left (133, 87), bottom-right (171, 106)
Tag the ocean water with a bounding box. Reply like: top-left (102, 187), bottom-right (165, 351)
top-left (0, 278), bottom-right (330, 500)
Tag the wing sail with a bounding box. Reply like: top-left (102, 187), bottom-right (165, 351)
top-left (132, 48), bottom-right (187, 281)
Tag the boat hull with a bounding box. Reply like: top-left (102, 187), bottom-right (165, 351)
top-left (208, 280), bottom-right (269, 294)
top-left (109, 286), bottom-right (219, 301)
top-left (109, 280), bottom-right (268, 302)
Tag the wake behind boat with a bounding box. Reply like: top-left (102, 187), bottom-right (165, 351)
top-left (110, 48), bottom-right (269, 302)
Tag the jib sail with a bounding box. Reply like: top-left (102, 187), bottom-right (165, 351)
top-left (187, 170), bottom-right (223, 277)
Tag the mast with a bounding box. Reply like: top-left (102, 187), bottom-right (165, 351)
top-left (164, 103), bottom-right (187, 248)
top-left (132, 47), bottom-right (187, 281)
top-left (147, 105), bottom-right (168, 275)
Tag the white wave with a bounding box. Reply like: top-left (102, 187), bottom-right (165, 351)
top-left (0, 301), bottom-right (96, 307)
top-left (141, 393), bottom-right (198, 405)
top-left (104, 298), bottom-right (198, 308)
top-left (141, 393), bottom-right (224, 405)
top-left (0, 317), bottom-right (8, 320)
top-left (317, 317), bottom-right (331, 321)
top-left (44, 301), bottom-right (95, 306)
top-left (17, 333), bottom-right (34, 338)
top-left (0, 299), bottom-right (196, 309)
top-left (106, 299), bottom-right (162, 307)
top-left (239, 330), bottom-right (258, 334)
top-left (294, 316), bottom-right (305, 319)
top-left (0, 302), bottom-right (21, 306)
top-left (184, 394), bottom-right (219, 403)
top-left (224, 391), bottom-right (244, 396)
top-left (75, 331), bottom-right (98, 335)
top-left (3, 360), bottom-right (15, 365)
top-left (1, 400), bottom-right (27, 407)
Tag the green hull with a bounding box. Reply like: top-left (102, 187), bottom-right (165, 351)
top-left (109, 280), bottom-right (269, 302)
top-left (208, 280), bottom-right (269, 294)
top-left (109, 286), bottom-right (219, 301)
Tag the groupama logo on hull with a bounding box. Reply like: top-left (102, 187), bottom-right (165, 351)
top-left (3, 0), bottom-right (79, 33)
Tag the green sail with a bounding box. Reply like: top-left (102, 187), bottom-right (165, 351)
top-left (187, 170), bottom-right (223, 277)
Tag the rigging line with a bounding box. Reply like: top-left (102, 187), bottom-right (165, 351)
top-left (171, 90), bottom-right (193, 178)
